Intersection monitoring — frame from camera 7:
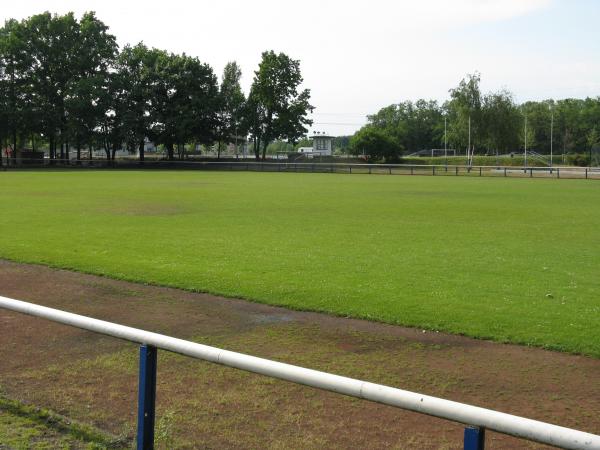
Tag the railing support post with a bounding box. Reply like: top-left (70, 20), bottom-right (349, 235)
top-left (137, 344), bottom-right (157, 450)
top-left (464, 426), bottom-right (485, 450)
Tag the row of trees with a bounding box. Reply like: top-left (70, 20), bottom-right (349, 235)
top-left (351, 73), bottom-right (600, 162)
top-left (0, 11), bottom-right (313, 163)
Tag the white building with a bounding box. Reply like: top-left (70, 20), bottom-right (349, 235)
top-left (297, 132), bottom-right (335, 156)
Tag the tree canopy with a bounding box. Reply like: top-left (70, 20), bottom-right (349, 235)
top-left (0, 12), bottom-right (312, 162)
top-left (353, 72), bottom-right (600, 163)
top-left (245, 51), bottom-right (313, 160)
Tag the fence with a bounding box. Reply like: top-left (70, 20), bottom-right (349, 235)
top-left (1, 296), bottom-right (599, 450)
top-left (2, 158), bottom-right (600, 180)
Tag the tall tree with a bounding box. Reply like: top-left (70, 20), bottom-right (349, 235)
top-left (482, 90), bottom-right (521, 157)
top-left (0, 18), bottom-right (30, 162)
top-left (150, 52), bottom-right (219, 160)
top-left (65, 12), bottom-right (117, 162)
top-left (111, 44), bottom-right (162, 161)
top-left (215, 61), bottom-right (246, 159)
top-left (245, 51), bottom-right (313, 160)
top-left (447, 72), bottom-right (483, 158)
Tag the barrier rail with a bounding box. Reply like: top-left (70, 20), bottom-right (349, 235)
top-left (2, 157), bottom-right (600, 180)
top-left (1, 295), bottom-right (599, 450)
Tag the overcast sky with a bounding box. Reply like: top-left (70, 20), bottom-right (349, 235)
top-left (2, 0), bottom-right (599, 135)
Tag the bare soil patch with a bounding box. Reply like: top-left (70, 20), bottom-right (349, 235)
top-left (0, 260), bottom-right (598, 449)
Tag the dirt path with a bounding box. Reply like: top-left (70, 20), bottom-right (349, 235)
top-left (0, 260), bottom-right (598, 449)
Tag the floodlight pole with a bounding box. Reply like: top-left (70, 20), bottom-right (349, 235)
top-left (524, 115), bottom-right (528, 169)
top-left (468, 115), bottom-right (471, 166)
top-left (444, 116), bottom-right (448, 166)
top-left (550, 107), bottom-right (554, 168)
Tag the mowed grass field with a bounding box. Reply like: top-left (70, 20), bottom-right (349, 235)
top-left (0, 170), bottom-right (599, 357)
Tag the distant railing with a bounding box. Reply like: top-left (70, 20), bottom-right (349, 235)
top-left (1, 296), bottom-right (599, 450)
top-left (1, 158), bottom-right (599, 180)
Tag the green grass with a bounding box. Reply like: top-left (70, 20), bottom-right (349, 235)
top-left (0, 395), bottom-right (125, 449)
top-left (0, 170), bottom-right (599, 356)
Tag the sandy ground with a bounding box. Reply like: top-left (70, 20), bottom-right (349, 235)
top-left (0, 260), bottom-right (598, 449)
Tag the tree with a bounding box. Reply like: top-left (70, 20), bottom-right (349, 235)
top-left (356, 101), bottom-right (442, 155)
top-left (215, 61), bottom-right (246, 159)
top-left (350, 126), bottom-right (402, 162)
top-left (587, 127), bottom-right (599, 166)
top-left (447, 73), bottom-right (483, 159)
top-left (111, 44), bottom-right (162, 161)
top-left (65, 12), bottom-right (117, 161)
top-left (245, 51), bottom-right (313, 160)
top-left (0, 18), bottom-right (31, 162)
top-left (482, 90), bottom-right (521, 158)
top-left (520, 115), bottom-right (536, 154)
top-left (149, 52), bottom-right (219, 160)
top-left (0, 53), bottom-right (6, 165)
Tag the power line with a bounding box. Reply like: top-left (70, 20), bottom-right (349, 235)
top-left (312, 122), bottom-right (366, 126)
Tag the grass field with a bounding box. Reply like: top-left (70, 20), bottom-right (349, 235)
top-left (0, 170), bottom-right (599, 357)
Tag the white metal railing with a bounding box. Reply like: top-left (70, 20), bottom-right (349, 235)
top-left (1, 295), bottom-right (599, 450)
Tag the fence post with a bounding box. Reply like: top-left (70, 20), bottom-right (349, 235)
top-left (432, 166), bottom-right (435, 176)
top-left (137, 344), bottom-right (157, 450)
top-left (479, 167), bottom-right (482, 176)
top-left (411, 166), bottom-right (414, 175)
top-left (349, 166), bottom-right (352, 174)
top-left (586, 168), bottom-right (588, 179)
top-left (557, 167), bottom-right (560, 179)
top-left (530, 168), bottom-right (533, 178)
top-left (464, 426), bottom-right (485, 450)
top-left (504, 168), bottom-right (507, 177)
top-left (455, 166), bottom-right (458, 176)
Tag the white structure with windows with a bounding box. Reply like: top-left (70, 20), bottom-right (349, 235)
top-left (298, 132), bottom-right (334, 156)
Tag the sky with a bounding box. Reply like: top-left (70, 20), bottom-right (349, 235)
top-left (2, 0), bottom-right (599, 135)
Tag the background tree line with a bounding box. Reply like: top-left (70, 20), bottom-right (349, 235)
top-left (0, 11), bottom-right (313, 163)
top-left (351, 73), bottom-right (600, 163)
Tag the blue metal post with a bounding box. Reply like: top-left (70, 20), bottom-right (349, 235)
top-left (137, 344), bottom-right (157, 450)
top-left (464, 426), bottom-right (485, 450)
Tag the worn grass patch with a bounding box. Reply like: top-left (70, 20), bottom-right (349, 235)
top-left (0, 394), bottom-right (127, 449)
top-left (0, 170), bottom-right (599, 356)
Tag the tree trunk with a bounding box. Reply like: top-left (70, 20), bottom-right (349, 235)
top-left (139, 139), bottom-right (145, 162)
top-left (253, 137), bottom-right (260, 160)
top-left (12, 129), bottom-right (17, 164)
top-left (166, 143), bottom-right (174, 160)
top-left (65, 141), bottom-right (70, 163)
top-left (111, 142), bottom-right (118, 161)
top-left (261, 140), bottom-right (269, 161)
top-left (76, 144), bottom-right (81, 164)
top-left (217, 141), bottom-right (221, 160)
top-left (49, 135), bottom-right (55, 163)
top-left (104, 140), bottom-right (111, 161)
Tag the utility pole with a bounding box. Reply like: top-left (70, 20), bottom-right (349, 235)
top-left (524, 115), bottom-right (528, 168)
top-left (468, 115), bottom-right (471, 166)
top-left (550, 106), bottom-right (554, 168)
top-left (444, 115), bottom-right (448, 166)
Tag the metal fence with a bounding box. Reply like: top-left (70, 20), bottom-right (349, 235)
top-left (2, 158), bottom-right (600, 180)
top-left (1, 296), bottom-right (599, 450)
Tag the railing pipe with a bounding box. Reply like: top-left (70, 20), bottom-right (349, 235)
top-left (1, 296), bottom-right (599, 450)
